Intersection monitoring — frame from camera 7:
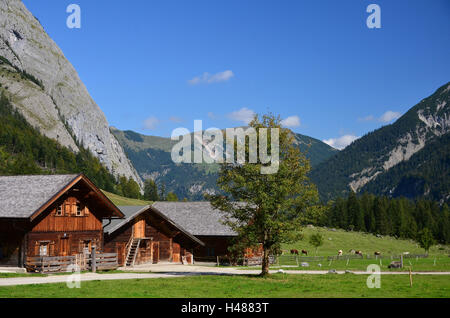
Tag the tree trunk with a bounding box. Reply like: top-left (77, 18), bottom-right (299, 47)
top-left (261, 248), bottom-right (270, 276)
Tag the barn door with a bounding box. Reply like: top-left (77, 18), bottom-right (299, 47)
top-left (172, 243), bottom-right (180, 263)
top-left (133, 218), bottom-right (146, 239)
top-left (152, 242), bottom-right (159, 264)
top-left (60, 238), bottom-right (70, 256)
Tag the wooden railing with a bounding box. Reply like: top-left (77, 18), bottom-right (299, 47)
top-left (26, 253), bottom-right (118, 273)
top-left (26, 255), bottom-right (76, 273)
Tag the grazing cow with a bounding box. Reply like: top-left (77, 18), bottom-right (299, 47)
top-left (374, 251), bottom-right (381, 256)
top-left (338, 250), bottom-right (343, 256)
top-left (388, 261), bottom-right (402, 269)
top-left (290, 249), bottom-right (299, 255)
top-left (355, 250), bottom-right (363, 256)
top-left (301, 249), bottom-right (308, 256)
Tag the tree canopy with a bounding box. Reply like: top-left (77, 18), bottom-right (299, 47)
top-left (210, 113), bottom-right (319, 275)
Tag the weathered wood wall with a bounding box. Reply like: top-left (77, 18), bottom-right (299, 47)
top-left (104, 211), bottom-right (195, 266)
top-left (0, 219), bottom-right (28, 266)
top-left (31, 196), bottom-right (102, 233)
top-left (194, 236), bottom-right (234, 258)
top-left (26, 194), bottom-right (104, 260)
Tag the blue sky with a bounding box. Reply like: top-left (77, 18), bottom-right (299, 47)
top-left (23, 0), bottom-right (450, 149)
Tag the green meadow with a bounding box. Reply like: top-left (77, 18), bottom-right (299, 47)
top-left (0, 274), bottom-right (448, 298)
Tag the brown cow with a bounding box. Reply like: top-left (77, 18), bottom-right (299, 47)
top-left (355, 250), bottom-right (363, 256)
top-left (374, 251), bottom-right (381, 256)
top-left (301, 249), bottom-right (308, 256)
top-left (290, 249), bottom-right (299, 255)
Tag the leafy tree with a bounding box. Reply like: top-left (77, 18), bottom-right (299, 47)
top-left (210, 113), bottom-right (319, 276)
top-left (361, 192), bottom-right (376, 232)
top-left (166, 192), bottom-right (179, 202)
top-left (417, 228), bottom-right (435, 254)
top-left (118, 176), bottom-right (141, 199)
top-left (347, 191), bottom-right (365, 231)
top-left (437, 204), bottom-right (450, 243)
top-left (159, 182), bottom-right (166, 201)
top-left (373, 196), bottom-right (389, 235)
top-left (309, 233), bottom-right (324, 255)
top-left (144, 179), bottom-right (159, 201)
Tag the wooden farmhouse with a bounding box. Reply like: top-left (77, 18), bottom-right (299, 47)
top-left (0, 174), bottom-right (263, 271)
top-left (103, 206), bottom-right (204, 266)
top-left (151, 202), bottom-right (239, 260)
top-left (0, 174), bottom-right (124, 271)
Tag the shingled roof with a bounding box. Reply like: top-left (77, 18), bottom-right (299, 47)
top-left (103, 206), bottom-right (204, 246)
top-left (151, 202), bottom-right (237, 236)
top-left (103, 206), bottom-right (150, 235)
top-left (0, 174), bottom-right (80, 219)
top-left (0, 174), bottom-right (124, 219)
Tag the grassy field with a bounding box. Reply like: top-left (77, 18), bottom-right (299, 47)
top-left (262, 227), bottom-right (450, 272)
top-left (0, 274), bottom-right (449, 298)
top-left (256, 256), bottom-right (450, 272)
top-left (102, 190), bottom-right (152, 206)
top-left (283, 227), bottom-right (449, 257)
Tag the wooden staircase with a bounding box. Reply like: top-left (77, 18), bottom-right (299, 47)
top-left (125, 238), bottom-right (141, 267)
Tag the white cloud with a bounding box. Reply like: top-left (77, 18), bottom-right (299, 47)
top-left (169, 116), bottom-right (183, 123)
top-left (379, 110), bottom-right (401, 123)
top-left (281, 115), bottom-right (301, 128)
top-left (358, 111), bottom-right (401, 124)
top-left (188, 70), bottom-right (234, 85)
top-left (228, 107), bottom-right (256, 124)
top-left (323, 134), bottom-right (359, 150)
top-left (357, 115), bottom-right (375, 122)
top-left (143, 116), bottom-right (160, 130)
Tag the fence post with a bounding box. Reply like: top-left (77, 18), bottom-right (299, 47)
top-left (91, 246), bottom-right (97, 273)
top-left (400, 254), bottom-right (403, 269)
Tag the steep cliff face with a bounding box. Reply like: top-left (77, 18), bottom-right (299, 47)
top-left (0, 0), bottom-right (142, 188)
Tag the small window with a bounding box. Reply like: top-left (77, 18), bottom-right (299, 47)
top-left (76, 203), bottom-right (83, 217)
top-left (83, 240), bottom-right (91, 254)
top-left (39, 243), bottom-right (48, 256)
top-left (56, 205), bottom-right (63, 216)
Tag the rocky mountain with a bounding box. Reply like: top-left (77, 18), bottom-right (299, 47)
top-left (310, 82), bottom-right (450, 203)
top-left (111, 127), bottom-right (338, 200)
top-left (0, 0), bottom-right (142, 188)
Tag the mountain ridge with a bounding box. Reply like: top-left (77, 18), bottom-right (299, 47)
top-left (111, 127), bottom-right (339, 200)
top-left (310, 81), bottom-right (450, 203)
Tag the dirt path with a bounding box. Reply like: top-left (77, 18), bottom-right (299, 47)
top-left (1, 265), bottom-right (449, 287)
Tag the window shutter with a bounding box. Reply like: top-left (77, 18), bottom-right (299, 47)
top-left (71, 203), bottom-right (77, 216)
top-left (49, 242), bottom-right (55, 256)
top-left (34, 242), bottom-right (39, 256)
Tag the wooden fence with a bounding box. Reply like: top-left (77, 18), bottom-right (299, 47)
top-left (274, 253), bottom-right (428, 266)
top-left (26, 253), bottom-right (118, 273)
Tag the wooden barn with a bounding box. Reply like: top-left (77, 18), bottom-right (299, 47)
top-left (103, 206), bottom-right (204, 266)
top-left (150, 202), bottom-right (239, 261)
top-left (0, 174), bottom-right (124, 271)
